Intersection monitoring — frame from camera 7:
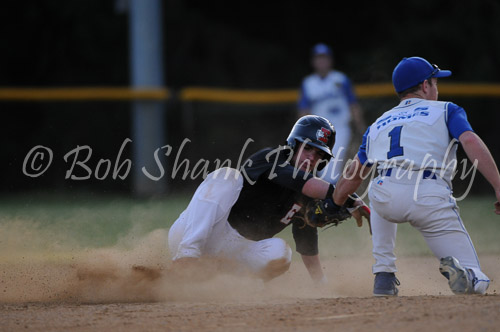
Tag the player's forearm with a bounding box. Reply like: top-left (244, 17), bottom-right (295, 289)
top-left (301, 254), bottom-right (326, 283)
top-left (302, 177), bottom-right (330, 199)
top-left (333, 157), bottom-right (366, 205)
top-left (334, 176), bottom-right (363, 205)
top-left (460, 131), bottom-right (500, 192)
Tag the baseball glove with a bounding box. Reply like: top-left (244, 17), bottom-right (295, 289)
top-left (304, 197), bottom-right (352, 228)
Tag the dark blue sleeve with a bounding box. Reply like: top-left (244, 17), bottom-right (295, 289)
top-left (446, 103), bottom-right (473, 139)
top-left (342, 75), bottom-right (357, 104)
top-left (298, 81), bottom-right (311, 109)
top-left (357, 126), bottom-right (373, 166)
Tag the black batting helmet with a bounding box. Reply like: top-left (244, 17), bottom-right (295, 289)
top-left (286, 115), bottom-right (336, 162)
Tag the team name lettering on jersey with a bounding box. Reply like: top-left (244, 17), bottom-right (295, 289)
top-left (375, 108), bottom-right (430, 130)
top-left (280, 203), bottom-right (302, 225)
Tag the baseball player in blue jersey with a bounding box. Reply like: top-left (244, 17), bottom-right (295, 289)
top-left (168, 116), bottom-right (370, 283)
top-left (332, 56), bottom-right (500, 296)
top-left (298, 43), bottom-right (365, 184)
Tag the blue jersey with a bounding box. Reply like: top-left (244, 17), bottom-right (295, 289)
top-left (298, 70), bottom-right (357, 130)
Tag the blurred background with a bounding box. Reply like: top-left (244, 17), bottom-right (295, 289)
top-left (1, 0), bottom-right (499, 198)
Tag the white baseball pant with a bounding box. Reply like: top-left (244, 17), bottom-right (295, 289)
top-left (369, 170), bottom-right (490, 294)
top-left (168, 168), bottom-right (292, 278)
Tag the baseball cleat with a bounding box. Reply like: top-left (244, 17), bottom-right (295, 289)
top-left (373, 272), bottom-right (400, 296)
top-left (439, 256), bottom-right (473, 294)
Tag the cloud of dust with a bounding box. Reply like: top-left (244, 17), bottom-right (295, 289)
top-left (1, 218), bottom-right (497, 304)
top-left (0, 219), bottom-right (329, 304)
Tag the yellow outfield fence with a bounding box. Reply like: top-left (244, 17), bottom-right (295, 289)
top-left (0, 83), bottom-right (499, 103)
top-left (0, 87), bottom-right (169, 101)
top-left (179, 87), bottom-right (298, 103)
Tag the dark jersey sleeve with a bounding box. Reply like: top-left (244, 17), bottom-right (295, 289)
top-left (292, 221), bottom-right (319, 256)
top-left (241, 147), bottom-right (314, 193)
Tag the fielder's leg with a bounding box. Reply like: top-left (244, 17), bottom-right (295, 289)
top-left (409, 183), bottom-right (490, 294)
top-left (370, 206), bottom-right (398, 274)
top-left (370, 207), bottom-right (400, 296)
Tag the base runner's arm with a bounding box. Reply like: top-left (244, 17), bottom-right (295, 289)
top-left (301, 254), bottom-right (327, 284)
top-left (459, 131), bottom-right (500, 214)
top-left (301, 177), bottom-right (331, 199)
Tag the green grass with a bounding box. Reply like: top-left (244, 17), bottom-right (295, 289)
top-left (0, 193), bottom-right (498, 259)
top-left (0, 193), bottom-right (187, 249)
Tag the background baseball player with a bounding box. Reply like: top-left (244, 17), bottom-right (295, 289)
top-left (168, 115), bottom-right (369, 283)
top-left (298, 43), bottom-right (365, 184)
top-left (332, 56), bottom-right (500, 296)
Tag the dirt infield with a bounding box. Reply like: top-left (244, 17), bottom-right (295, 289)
top-left (2, 295), bottom-right (500, 332)
top-left (1, 253), bottom-right (500, 331)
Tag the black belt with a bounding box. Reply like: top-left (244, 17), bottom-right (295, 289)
top-left (381, 168), bottom-right (437, 180)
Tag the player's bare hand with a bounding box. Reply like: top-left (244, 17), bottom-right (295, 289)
top-left (349, 200), bottom-right (372, 234)
top-left (494, 201), bottom-right (500, 215)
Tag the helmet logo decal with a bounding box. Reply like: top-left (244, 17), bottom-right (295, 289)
top-left (316, 127), bottom-right (331, 144)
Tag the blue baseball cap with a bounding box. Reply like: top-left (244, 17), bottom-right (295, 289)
top-left (311, 43), bottom-right (333, 57)
top-left (392, 57), bottom-right (452, 93)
